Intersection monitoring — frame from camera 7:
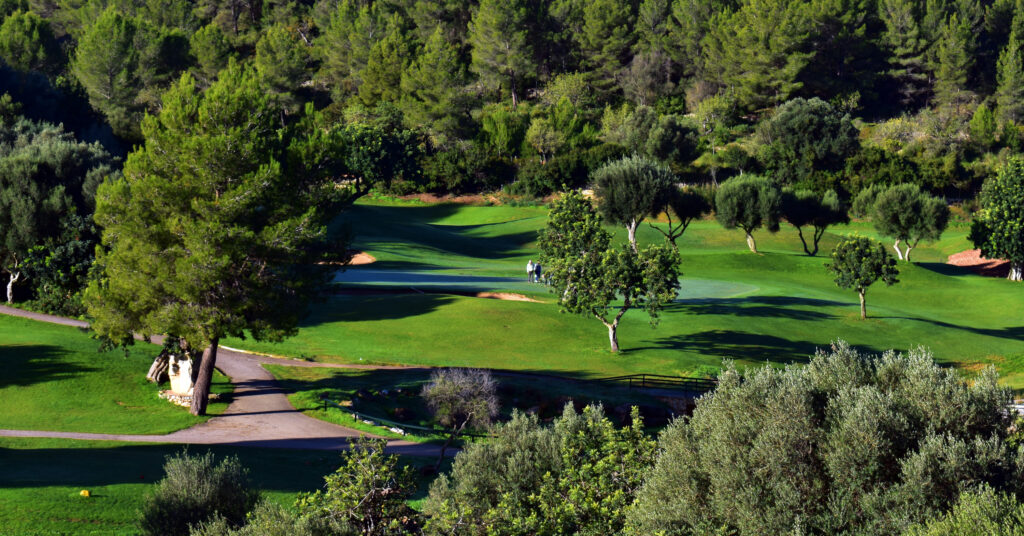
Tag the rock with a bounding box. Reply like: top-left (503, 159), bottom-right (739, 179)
top-left (168, 354), bottom-right (194, 396)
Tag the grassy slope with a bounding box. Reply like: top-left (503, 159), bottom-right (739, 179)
top-left (231, 200), bottom-right (1024, 388)
top-left (0, 437), bottom-right (444, 535)
top-left (0, 315), bottom-right (231, 434)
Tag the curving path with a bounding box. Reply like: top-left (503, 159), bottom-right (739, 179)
top-left (0, 305), bottom-right (441, 456)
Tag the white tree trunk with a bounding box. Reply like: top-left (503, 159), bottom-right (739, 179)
top-left (6, 271), bottom-right (20, 303)
top-left (627, 219), bottom-right (639, 252)
top-left (1010, 262), bottom-right (1023, 281)
top-left (903, 244), bottom-right (913, 263)
top-left (892, 239), bottom-right (904, 261)
top-left (746, 232), bottom-right (758, 253)
top-left (607, 323), bottom-right (619, 353)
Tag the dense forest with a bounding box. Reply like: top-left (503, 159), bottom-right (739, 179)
top-left (3, 0), bottom-right (1024, 199)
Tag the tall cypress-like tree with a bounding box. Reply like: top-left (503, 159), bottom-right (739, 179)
top-left (86, 63), bottom-right (344, 415)
top-left (254, 24), bottom-right (308, 115)
top-left (316, 0), bottom-right (388, 102)
top-left (359, 21), bottom-right (415, 106)
top-left (468, 0), bottom-right (536, 107)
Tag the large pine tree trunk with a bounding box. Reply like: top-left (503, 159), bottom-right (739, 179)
top-left (190, 339), bottom-right (219, 416)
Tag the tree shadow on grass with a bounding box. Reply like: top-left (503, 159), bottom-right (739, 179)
top-left (916, 262), bottom-right (978, 277)
top-left (632, 330), bottom-right (824, 365)
top-left (0, 345), bottom-right (96, 390)
top-left (0, 443), bottom-right (335, 493)
top-left (300, 293), bottom-right (457, 327)
top-left (879, 315), bottom-right (1024, 343)
top-left (672, 295), bottom-right (846, 321)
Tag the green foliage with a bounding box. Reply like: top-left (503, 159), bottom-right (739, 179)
top-left (758, 97), bottom-right (860, 189)
top-left (578, 0), bottom-right (635, 95)
top-left (843, 146), bottom-right (920, 196)
top-left (254, 24), bottom-right (308, 114)
top-left (537, 189), bottom-right (681, 351)
top-left (0, 114), bottom-right (115, 304)
top-left (480, 103), bottom-right (529, 157)
top-left (869, 183), bottom-right (951, 261)
top-left (650, 185), bottom-right (713, 247)
top-left (400, 26), bottom-right (473, 147)
top-left (85, 64), bottom-right (345, 414)
top-left (905, 486), bottom-right (1024, 535)
top-left (422, 367), bottom-right (499, 464)
top-left (359, 22), bottom-right (414, 106)
top-left (970, 103), bottom-right (999, 150)
top-left (782, 189), bottom-right (850, 255)
top-left (593, 154), bottom-right (677, 245)
top-left (190, 23), bottom-right (232, 85)
top-left (703, 0), bottom-right (814, 111)
top-left (933, 14), bottom-right (976, 107)
top-left (190, 501), bottom-right (320, 536)
top-left (468, 0), bottom-right (536, 106)
top-left (970, 156), bottom-right (1024, 278)
top-left (296, 437), bottom-right (420, 535)
top-left (880, 0), bottom-right (931, 108)
top-left (998, 10), bottom-right (1024, 123)
top-left (425, 405), bottom-right (657, 535)
top-left (0, 9), bottom-right (61, 75)
top-left (139, 451), bottom-right (260, 536)
top-left (627, 342), bottom-right (1014, 535)
top-left (827, 235), bottom-right (899, 318)
top-left (714, 175), bottom-right (783, 253)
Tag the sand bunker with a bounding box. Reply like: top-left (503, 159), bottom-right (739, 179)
top-left (335, 288), bottom-right (538, 302)
top-left (948, 249), bottom-right (1009, 277)
top-left (348, 251), bottom-right (376, 265)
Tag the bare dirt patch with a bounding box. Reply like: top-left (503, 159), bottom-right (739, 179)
top-left (349, 251), bottom-right (376, 265)
top-left (947, 249), bottom-right (1009, 278)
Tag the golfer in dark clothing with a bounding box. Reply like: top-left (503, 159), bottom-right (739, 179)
top-left (534, 262), bottom-right (542, 284)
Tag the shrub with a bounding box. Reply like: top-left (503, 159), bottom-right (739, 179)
top-left (139, 451), bottom-right (260, 536)
top-left (626, 342), bottom-right (1017, 536)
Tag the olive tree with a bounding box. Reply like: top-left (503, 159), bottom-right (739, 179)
top-left (425, 404), bottom-right (656, 536)
top-left (650, 186), bottom-right (712, 249)
top-left (781, 189), bottom-right (849, 256)
top-left (971, 157), bottom-right (1024, 280)
top-left (594, 154), bottom-right (676, 250)
top-left (538, 190), bottom-right (680, 352)
top-left (826, 236), bottom-right (899, 319)
top-left (715, 175), bottom-right (782, 253)
top-left (422, 368), bottom-right (499, 468)
top-left (870, 183), bottom-right (950, 262)
top-left (627, 342), bottom-right (1017, 536)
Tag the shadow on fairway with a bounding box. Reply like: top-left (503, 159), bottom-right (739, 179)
top-left (634, 330), bottom-right (822, 364)
top-left (301, 293), bottom-right (456, 326)
top-left (880, 315), bottom-right (1024, 342)
top-left (0, 344), bottom-right (96, 389)
top-left (673, 295), bottom-right (846, 321)
top-left (0, 443), bottom-right (337, 492)
top-left (916, 262), bottom-right (980, 277)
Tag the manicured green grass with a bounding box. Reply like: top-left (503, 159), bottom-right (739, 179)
top-left (0, 315), bottom-right (231, 434)
top-left (267, 364), bottom-right (674, 442)
top-left (230, 199), bottom-right (1024, 389)
top-left (0, 437), bottom-right (444, 535)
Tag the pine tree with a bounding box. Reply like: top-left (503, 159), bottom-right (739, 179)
top-left (468, 0), bottom-right (536, 107)
top-left (703, 0), bottom-right (814, 111)
top-left (933, 13), bottom-right (976, 106)
top-left (579, 0), bottom-right (636, 95)
top-left (189, 23), bottom-right (232, 86)
top-left (254, 24), bottom-right (308, 115)
top-left (400, 26), bottom-right (473, 146)
top-left (998, 5), bottom-right (1024, 123)
top-left (879, 0), bottom-right (931, 107)
top-left (665, 0), bottom-right (725, 82)
top-left (71, 7), bottom-right (142, 139)
top-left (359, 21), bottom-right (414, 106)
top-left (315, 0), bottom-right (388, 102)
top-left (0, 9), bottom-right (62, 75)
top-left (86, 64), bottom-right (344, 416)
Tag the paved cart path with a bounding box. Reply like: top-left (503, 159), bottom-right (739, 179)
top-left (0, 305), bottom-right (441, 456)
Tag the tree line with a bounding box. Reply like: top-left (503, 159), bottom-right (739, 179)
top-left (3, 0), bottom-right (1024, 199)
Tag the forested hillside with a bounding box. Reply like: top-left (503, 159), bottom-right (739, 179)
top-left (2, 0), bottom-right (1022, 199)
